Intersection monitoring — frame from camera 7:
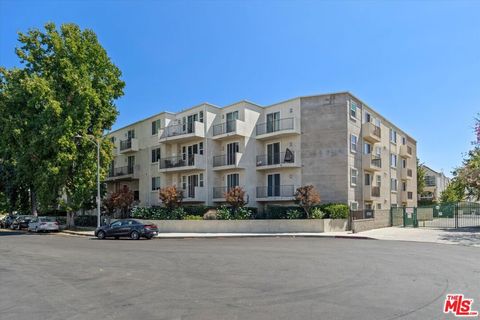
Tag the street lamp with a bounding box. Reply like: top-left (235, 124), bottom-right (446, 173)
top-left (75, 134), bottom-right (101, 228)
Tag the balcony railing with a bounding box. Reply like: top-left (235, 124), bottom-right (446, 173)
top-left (213, 154), bottom-right (237, 167)
top-left (161, 122), bottom-right (199, 138)
top-left (407, 169), bottom-right (413, 178)
top-left (371, 186), bottom-right (380, 197)
top-left (159, 155), bottom-right (196, 169)
top-left (212, 186), bottom-right (238, 199)
top-left (119, 139), bottom-right (132, 151)
top-left (256, 118), bottom-right (294, 136)
top-left (371, 156), bottom-right (382, 168)
top-left (256, 152), bottom-right (296, 167)
top-left (256, 185), bottom-right (295, 198)
top-left (213, 120), bottom-right (237, 136)
top-left (108, 166), bottom-right (134, 177)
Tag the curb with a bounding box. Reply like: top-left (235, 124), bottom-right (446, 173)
top-left (58, 230), bottom-right (374, 240)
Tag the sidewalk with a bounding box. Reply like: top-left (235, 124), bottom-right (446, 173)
top-left (60, 227), bottom-right (480, 247)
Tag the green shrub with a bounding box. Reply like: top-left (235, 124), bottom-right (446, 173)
top-left (233, 207), bottom-right (252, 220)
top-left (183, 205), bottom-right (215, 217)
top-left (183, 215), bottom-right (203, 220)
top-left (322, 204), bottom-right (349, 219)
top-left (264, 205), bottom-right (300, 219)
top-left (286, 209), bottom-right (303, 219)
top-left (172, 207), bottom-right (186, 220)
top-left (310, 207), bottom-right (325, 219)
top-left (216, 205), bottom-right (232, 220)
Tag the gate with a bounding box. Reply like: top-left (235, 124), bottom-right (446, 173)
top-left (394, 202), bottom-right (480, 229)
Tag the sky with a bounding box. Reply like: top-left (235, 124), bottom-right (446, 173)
top-left (1, 0), bottom-right (479, 176)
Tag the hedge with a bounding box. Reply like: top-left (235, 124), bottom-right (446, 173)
top-left (265, 203), bottom-right (349, 219)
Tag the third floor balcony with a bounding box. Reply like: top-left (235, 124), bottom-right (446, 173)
top-left (255, 117), bottom-right (300, 140)
top-left (106, 165), bottom-right (139, 181)
top-left (158, 154), bottom-right (205, 173)
top-left (362, 155), bottom-right (382, 171)
top-left (119, 138), bottom-right (139, 153)
top-left (399, 144), bottom-right (413, 158)
top-left (256, 151), bottom-right (300, 170)
top-left (364, 185), bottom-right (380, 201)
top-left (212, 119), bottom-right (247, 140)
top-left (212, 152), bottom-right (243, 171)
top-left (401, 167), bottom-right (413, 180)
top-left (362, 122), bottom-right (381, 143)
top-left (158, 121), bottom-right (205, 143)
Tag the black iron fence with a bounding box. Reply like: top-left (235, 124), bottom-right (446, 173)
top-left (108, 166), bottom-right (134, 177)
top-left (256, 152), bottom-right (295, 167)
top-left (256, 118), bottom-right (294, 136)
top-left (159, 155), bottom-right (195, 169)
top-left (351, 209), bottom-right (375, 220)
top-left (213, 154), bottom-right (236, 167)
top-left (119, 139), bottom-right (132, 151)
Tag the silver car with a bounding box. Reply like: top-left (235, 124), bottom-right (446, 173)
top-left (28, 217), bottom-right (60, 233)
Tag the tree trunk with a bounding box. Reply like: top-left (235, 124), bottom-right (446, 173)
top-left (30, 188), bottom-right (38, 216)
top-left (66, 211), bottom-right (75, 229)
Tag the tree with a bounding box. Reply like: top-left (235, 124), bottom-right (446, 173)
top-left (440, 178), bottom-right (466, 203)
top-left (159, 186), bottom-right (183, 209)
top-left (294, 185), bottom-right (321, 219)
top-left (224, 186), bottom-right (246, 211)
top-left (112, 186), bottom-right (134, 218)
top-left (0, 23), bottom-right (124, 217)
top-left (417, 159), bottom-right (426, 196)
top-left (456, 148), bottom-right (480, 200)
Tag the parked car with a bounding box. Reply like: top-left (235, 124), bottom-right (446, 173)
top-left (10, 215), bottom-right (34, 230)
top-left (95, 219), bottom-right (158, 240)
top-left (28, 217), bottom-right (60, 233)
top-left (1, 215), bottom-right (17, 229)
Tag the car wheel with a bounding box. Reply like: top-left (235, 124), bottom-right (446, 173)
top-left (97, 230), bottom-right (106, 240)
top-left (130, 231), bottom-right (140, 240)
top-left (145, 235), bottom-right (153, 240)
top-left (114, 237), bottom-right (119, 240)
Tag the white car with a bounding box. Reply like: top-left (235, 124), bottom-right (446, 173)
top-left (28, 217), bottom-right (60, 233)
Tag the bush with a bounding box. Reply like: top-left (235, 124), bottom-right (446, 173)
top-left (216, 205), bottom-right (231, 220)
top-left (74, 215), bottom-right (97, 227)
top-left (310, 207), bottom-right (325, 219)
top-left (233, 207), bottom-right (252, 220)
top-left (183, 215), bottom-right (203, 220)
top-left (264, 205), bottom-right (301, 219)
top-left (322, 204), bottom-right (349, 219)
top-left (183, 206), bottom-right (215, 217)
top-left (286, 209), bottom-right (303, 219)
top-left (131, 206), bottom-right (185, 220)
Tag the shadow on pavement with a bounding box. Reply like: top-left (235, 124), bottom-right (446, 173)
top-left (0, 229), bottom-right (59, 237)
top-left (438, 227), bottom-right (480, 246)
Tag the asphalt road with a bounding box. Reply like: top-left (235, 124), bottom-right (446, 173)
top-left (1, 230), bottom-right (479, 320)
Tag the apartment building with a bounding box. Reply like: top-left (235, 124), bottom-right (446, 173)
top-left (419, 165), bottom-right (450, 202)
top-left (105, 92), bottom-right (417, 211)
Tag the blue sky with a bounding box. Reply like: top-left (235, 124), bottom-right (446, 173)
top-left (1, 0), bottom-right (479, 176)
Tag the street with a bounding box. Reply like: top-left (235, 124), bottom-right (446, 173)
top-left (1, 231), bottom-right (479, 320)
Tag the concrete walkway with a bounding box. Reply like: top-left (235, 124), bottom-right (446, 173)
top-left (358, 226), bottom-right (480, 247)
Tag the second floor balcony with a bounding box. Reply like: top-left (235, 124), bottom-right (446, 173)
top-left (212, 119), bottom-right (247, 140)
top-left (212, 186), bottom-right (248, 201)
top-left (181, 186), bottom-right (206, 203)
top-left (256, 185), bottom-right (295, 201)
top-left (212, 152), bottom-right (243, 170)
top-left (106, 165), bottom-right (137, 181)
top-left (364, 185), bottom-right (380, 201)
top-left (400, 144), bottom-right (413, 158)
top-left (401, 167), bottom-right (413, 180)
top-left (158, 154), bottom-right (205, 173)
top-left (158, 121), bottom-right (205, 143)
top-left (362, 122), bottom-right (381, 143)
top-left (255, 117), bottom-right (300, 140)
top-left (256, 151), bottom-right (300, 170)
top-left (362, 155), bottom-right (382, 171)
top-left (119, 138), bottom-right (139, 153)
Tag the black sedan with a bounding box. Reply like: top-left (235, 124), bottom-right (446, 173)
top-left (10, 215), bottom-right (34, 230)
top-left (95, 219), bottom-right (158, 240)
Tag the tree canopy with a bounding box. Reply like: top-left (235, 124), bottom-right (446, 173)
top-left (0, 23), bottom-right (125, 215)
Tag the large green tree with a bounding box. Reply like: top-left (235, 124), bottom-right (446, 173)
top-left (440, 177), bottom-right (466, 203)
top-left (0, 23), bottom-right (124, 219)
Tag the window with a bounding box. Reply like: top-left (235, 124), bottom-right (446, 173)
top-left (110, 136), bottom-right (115, 144)
top-left (182, 176), bottom-right (187, 190)
top-left (151, 148), bottom-right (161, 163)
top-left (376, 175), bottom-right (381, 187)
top-left (365, 173), bottom-right (371, 186)
top-left (402, 159), bottom-right (407, 168)
top-left (199, 173), bottom-right (204, 187)
top-left (350, 135), bottom-right (358, 153)
top-left (364, 143), bottom-right (372, 154)
top-left (199, 111), bottom-right (204, 123)
top-left (391, 178), bottom-right (398, 192)
top-left (389, 129), bottom-right (397, 144)
top-left (365, 112), bottom-right (371, 123)
top-left (375, 147), bottom-right (382, 157)
top-left (351, 168), bottom-right (358, 186)
top-left (199, 142), bottom-right (204, 155)
top-left (227, 173), bottom-right (240, 189)
top-left (402, 181), bottom-right (407, 192)
top-left (402, 136), bottom-right (406, 145)
top-left (408, 192), bottom-right (413, 200)
top-left (350, 202), bottom-right (358, 210)
top-left (127, 129), bottom-right (135, 139)
top-left (350, 101), bottom-right (357, 119)
top-left (376, 203), bottom-right (382, 210)
top-left (151, 177), bottom-right (161, 191)
top-left (133, 191), bottom-right (139, 201)
top-left (390, 153), bottom-right (397, 168)
top-left (151, 119), bottom-right (161, 135)
top-left (365, 203), bottom-right (372, 210)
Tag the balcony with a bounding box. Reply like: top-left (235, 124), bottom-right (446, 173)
top-left (401, 167), bottom-right (413, 180)
top-left (362, 122), bottom-right (381, 143)
top-left (400, 191), bottom-right (408, 203)
top-left (158, 154), bottom-right (205, 173)
top-left (106, 166), bottom-right (137, 181)
top-left (256, 185), bottom-right (295, 201)
top-left (212, 119), bottom-right (247, 140)
top-left (181, 186), bottom-right (206, 203)
top-left (212, 186), bottom-right (247, 202)
top-left (364, 185), bottom-right (380, 201)
top-left (212, 153), bottom-right (243, 171)
top-left (399, 145), bottom-right (413, 158)
top-left (255, 118), bottom-right (300, 140)
top-left (256, 151), bottom-right (300, 170)
top-left (119, 138), bottom-right (139, 153)
top-left (362, 155), bottom-right (382, 171)
top-left (158, 121), bottom-right (205, 143)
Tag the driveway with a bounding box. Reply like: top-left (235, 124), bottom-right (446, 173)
top-left (359, 227), bottom-right (480, 247)
top-left (1, 230), bottom-right (479, 320)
